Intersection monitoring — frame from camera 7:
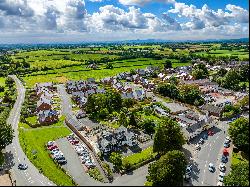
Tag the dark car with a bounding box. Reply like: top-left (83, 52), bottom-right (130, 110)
top-left (57, 159), bottom-right (67, 165)
top-left (221, 155), bottom-right (228, 163)
top-left (18, 163), bottom-right (28, 170)
top-left (203, 133), bottom-right (208, 140)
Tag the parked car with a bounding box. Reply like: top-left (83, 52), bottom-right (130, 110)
top-left (217, 182), bottom-right (223, 186)
top-left (50, 149), bottom-right (60, 154)
top-left (57, 159), bottom-right (67, 165)
top-left (184, 173), bottom-right (191, 181)
top-left (218, 175), bottom-right (224, 182)
top-left (219, 163), bottom-right (226, 172)
top-left (47, 141), bottom-right (55, 147)
top-left (48, 145), bottom-right (58, 151)
top-left (225, 136), bottom-right (231, 143)
top-left (221, 155), bottom-right (228, 163)
top-left (198, 138), bottom-right (204, 144)
top-left (203, 133), bottom-right (208, 140)
top-left (224, 142), bottom-right (230, 148)
top-left (186, 165), bottom-right (192, 175)
top-left (208, 163), bottom-right (215, 172)
top-left (18, 163), bottom-right (28, 170)
top-left (195, 144), bottom-right (201, 150)
top-left (208, 130), bottom-right (214, 136)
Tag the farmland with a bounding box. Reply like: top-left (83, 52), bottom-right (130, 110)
top-left (5, 43), bottom-right (248, 88)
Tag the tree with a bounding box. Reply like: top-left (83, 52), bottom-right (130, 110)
top-left (109, 152), bottom-right (123, 172)
top-left (157, 83), bottom-right (179, 100)
top-left (0, 122), bottom-right (14, 150)
top-left (153, 117), bottom-right (185, 155)
top-left (224, 162), bottom-right (249, 186)
top-left (164, 60), bottom-right (172, 69)
top-left (147, 150), bottom-right (187, 186)
top-left (221, 69), bottom-right (241, 91)
top-left (128, 112), bottom-right (137, 128)
top-left (178, 84), bottom-right (204, 105)
top-left (118, 112), bottom-right (128, 127)
top-left (139, 119), bottom-right (156, 134)
top-left (106, 62), bottom-right (114, 69)
top-left (228, 117), bottom-right (249, 153)
top-left (192, 63), bottom-right (208, 79)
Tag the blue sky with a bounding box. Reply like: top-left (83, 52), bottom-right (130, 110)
top-left (0, 0), bottom-right (248, 43)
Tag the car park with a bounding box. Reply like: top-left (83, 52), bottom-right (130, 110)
top-left (219, 163), bottom-right (226, 172)
top-left (208, 163), bottom-right (215, 172)
top-left (18, 163), bottom-right (28, 170)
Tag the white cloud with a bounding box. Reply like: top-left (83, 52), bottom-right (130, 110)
top-left (118, 0), bottom-right (175, 6)
top-left (168, 2), bottom-right (249, 30)
top-left (0, 0), bottom-right (248, 43)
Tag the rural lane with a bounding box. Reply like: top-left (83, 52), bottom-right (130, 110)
top-left (5, 75), bottom-right (54, 186)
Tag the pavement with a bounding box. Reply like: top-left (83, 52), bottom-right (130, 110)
top-left (187, 120), bottom-right (231, 186)
top-left (56, 138), bottom-right (103, 186)
top-left (4, 75), bottom-right (54, 186)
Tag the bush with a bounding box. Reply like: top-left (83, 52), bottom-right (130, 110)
top-left (87, 168), bottom-right (104, 182)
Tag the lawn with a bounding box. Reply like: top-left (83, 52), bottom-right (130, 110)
top-left (231, 150), bottom-right (249, 166)
top-left (26, 116), bottom-right (37, 126)
top-left (0, 77), bottom-right (6, 97)
top-left (122, 146), bottom-right (156, 168)
top-left (18, 121), bottom-right (75, 186)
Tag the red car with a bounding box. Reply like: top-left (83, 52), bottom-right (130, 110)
top-left (48, 145), bottom-right (58, 151)
top-left (208, 130), bottom-right (214, 136)
top-left (71, 140), bottom-right (79, 145)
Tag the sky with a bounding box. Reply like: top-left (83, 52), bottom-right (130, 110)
top-left (0, 0), bottom-right (249, 43)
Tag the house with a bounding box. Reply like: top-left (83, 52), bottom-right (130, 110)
top-left (37, 97), bottom-right (52, 112)
top-left (201, 104), bottom-right (224, 117)
top-left (38, 109), bottom-right (58, 125)
top-left (158, 73), bottom-right (165, 80)
top-left (98, 126), bottom-right (137, 155)
top-left (137, 69), bottom-right (146, 76)
top-left (134, 89), bottom-right (145, 100)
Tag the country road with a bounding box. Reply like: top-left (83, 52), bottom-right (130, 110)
top-left (4, 75), bottom-right (54, 186)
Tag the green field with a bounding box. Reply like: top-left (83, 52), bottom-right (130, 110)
top-left (21, 57), bottom-right (190, 87)
top-left (194, 49), bottom-right (249, 60)
top-left (0, 77), bottom-right (5, 97)
top-left (19, 121), bottom-right (75, 186)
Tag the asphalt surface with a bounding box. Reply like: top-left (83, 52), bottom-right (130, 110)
top-left (189, 121), bottom-right (230, 186)
top-left (56, 138), bottom-right (103, 186)
top-left (5, 75), bottom-right (54, 186)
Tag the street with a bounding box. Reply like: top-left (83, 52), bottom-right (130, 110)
top-left (4, 75), bottom-right (54, 186)
top-left (188, 121), bottom-right (230, 186)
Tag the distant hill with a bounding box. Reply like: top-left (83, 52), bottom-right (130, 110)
top-left (0, 38), bottom-right (248, 50)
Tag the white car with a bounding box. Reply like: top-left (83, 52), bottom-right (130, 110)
top-left (208, 163), bottom-right (215, 172)
top-left (195, 144), bottom-right (201, 150)
top-left (47, 141), bottom-right (55, 147)
top-left (219, 172), bottom-right (225, 177)
top-left (225, 136), bottom-right (231, 142)
top-left (219, 163), bottom-right (226, 172)
top-left (218, 176), bottom-right (224, 182)
top-left (217, 181), bottom-right (223, 186)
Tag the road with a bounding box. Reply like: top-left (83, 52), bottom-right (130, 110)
top-left (57, 84), bottom-right (148, 186)
top-left (4, 75), bottom-right (54, 186)
top-left (189, 121), bottom-right (230, 186)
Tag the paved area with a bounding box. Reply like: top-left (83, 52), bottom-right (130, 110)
top-left (5, 75), bottom-right (54, 186)
top-left (56, 138), bottom-right (103, 186)
top-left (187, 121), bottom-right (230, 186)
top-left (0, 172), bottom-right (12, 186)
top-left (111, 165), bottom-right (148, 186)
